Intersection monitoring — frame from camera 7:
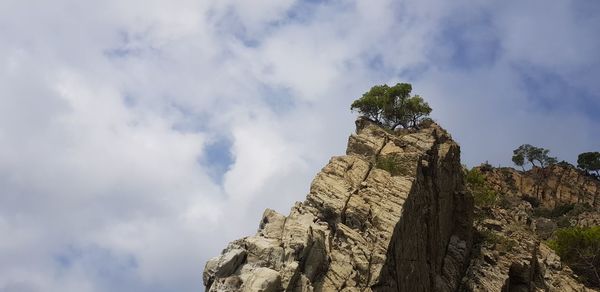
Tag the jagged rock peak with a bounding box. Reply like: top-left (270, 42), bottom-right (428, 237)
top-left (203, 118), bottom-right (474, 291)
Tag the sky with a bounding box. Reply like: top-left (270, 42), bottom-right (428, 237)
top-left (0, 0), bottom-right (599, 291)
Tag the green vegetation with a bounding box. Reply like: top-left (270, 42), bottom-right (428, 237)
top-left (522, 196), bottom-right (541, 208)
top-left (351, 83), bottom-right (432, 130)
top-left (376, 156), bottom-right (402, 176)
top-left (533, 203), bottom-right (575, 219)
top-left (512, 144), bottom-right (557, 170)
top-left (466, 168), bottom-right (498, 207)
top-left (479, 161), bottom-right (493, 172)
top-left (480, 229), bottom-right (517, 252)
top-left (578, 152), bottom-right (600, 176)
top-left (548, 226), bottom-right (600, 287)
top-left (375, 155), bottom-right (414, 176)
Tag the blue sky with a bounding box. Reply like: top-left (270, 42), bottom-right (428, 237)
top-left (0, 0), bottom-right (599, 291)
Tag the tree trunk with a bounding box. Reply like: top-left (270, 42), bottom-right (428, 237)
top-left (519, 173), bottom-right (524, 194)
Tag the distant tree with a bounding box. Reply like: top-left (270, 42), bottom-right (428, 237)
top-left (351, 83), bottom-right (432, 130)
top-left (513, 144), bottom-right (559, 198)
top-left (578, 152), bottom-right (600, 176)
top-left (512, 144), bottom-right (557, 170)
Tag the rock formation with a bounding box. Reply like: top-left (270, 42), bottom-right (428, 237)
top-left (467, 163), bottom-right (600, 291)
top-left (203, 119), bottom-right (598, 291)
top-left (480, 165), bottom-right (600, 210)
top-left (203, 119), bottom-right (473, 291)
top-left (460, 199), bottom-right (595, 291)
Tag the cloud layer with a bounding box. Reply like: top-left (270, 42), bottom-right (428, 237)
top-left (1, 0), bottom-right (598, 291)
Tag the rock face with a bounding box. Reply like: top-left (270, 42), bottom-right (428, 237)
top-left (203, 119), bottom-right (474, 291)
top-left (461, 162), bottom-right (600, 291)
top-left (480, 165), bottom-right (600, 210)
top-left (460, 201), bottom-right (596, 292)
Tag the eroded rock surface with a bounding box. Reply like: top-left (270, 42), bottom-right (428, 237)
top-left (480, 165), bottom-right (600, 210)
top-left (203, 119), bottom-right (473, 291)
top-left (460, 201), bottom-right (597, 292)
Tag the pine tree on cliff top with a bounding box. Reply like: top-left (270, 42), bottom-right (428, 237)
top-left (351, 83), bottom-right (432, 130)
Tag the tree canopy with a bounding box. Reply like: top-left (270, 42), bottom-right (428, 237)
top-left (512, 144), bottom-right (557, 170)
top-left (577, 152), bottom-right (600, 176)
top-left (350, 83), bottom-right (432, 130)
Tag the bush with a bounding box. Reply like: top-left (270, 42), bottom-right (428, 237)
top-left (548, 226), bottom-right (600, 287)
top-left (479, 161), bottom-right (493, 172)
top-left (569, 203), bottom-right (593, 217)
top-left (466, 168), bottom-right (486, 186)
top-left (480, 230), bottom-right (517, 252)
top-left (556, 216), bottom-right (571, 228)
top-left (552, 203), bottom-right (576, 217)
top-left (522, 196), bottom-right (541, 208)
top-left (533, 203), bottom-right (575, 219)
top-left (376, 156), bottom-right (402, 176)
top-left (533, 207), bottom-right (552, 218)
top-left (500, 168), bottom-right (518, 192)
top-left (375, 155), bottom-right (416, 176)
top-left (466, 169), bottom-right (498, 207)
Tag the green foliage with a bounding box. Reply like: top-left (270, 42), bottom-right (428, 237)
top-left (512, 152), bottom-right (525, 170)
top-left (578, 152), bottom-right (600, 176)
top-left (480, 229), bottom-right (499, 244)
top-left (522, 196), bottom-right (541, 208)
top-left (556, 216), bottom-right (571, 228)
top-left (552, 204), bottom-right (576, 217)
top-left (533, 207), bottom-right (552, 218)
top-left (350, 83), bottom-right (432, 130)
top-left (512, 144), bottom-right (557, 170)
top-left (533, 204), bottom-right (575, 219)
top-left (548, 226), bottom-right (600, 287)
top-left (376, 156), bottom-right (402, 176)
top-left (500, 168), bottom-right (518, 192)
top-left (569, 203), bottom-right (594, 217)
top-left (479, 161), bottom-right (493, 172)
top-left (466, 169), bottom-right (498, 206)
top-left (375, 155), bottom-right (414, 176)
top-left (480, 230), bottom-right (517, 252)
top-left (536, 203), bottom-right (593, 228)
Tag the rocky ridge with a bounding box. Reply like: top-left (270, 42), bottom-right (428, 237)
top-left (204, 119), bottom-right (473, 291)
top-left (466, 164), bottom-right (600, 291)
top-left (203, 119), bottom-right (598, 291)
top-left (460, 199), bottom-right (596, 291)
top-left (480, 165), bottom-right (599, 210)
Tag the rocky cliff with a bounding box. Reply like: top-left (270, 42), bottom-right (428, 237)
top-left (203, 120), bottom-right (598, 291)
top-left (463, 164), bottom-right (600, 291)
top-left (460, 198), bottom-right (596, 291)
top-left (203, 119), bottom-right (473, 291)
top-left (480, 165), bottom-right (599, 210)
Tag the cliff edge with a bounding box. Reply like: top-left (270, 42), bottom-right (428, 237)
top-left (203, 119), bottom-right (473, 291)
